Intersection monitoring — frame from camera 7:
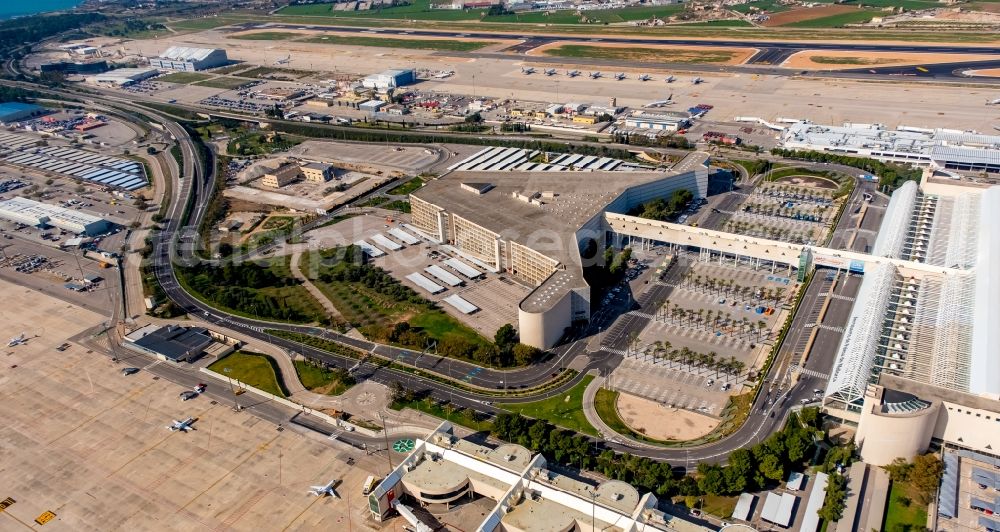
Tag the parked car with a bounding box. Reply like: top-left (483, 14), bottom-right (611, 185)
top-left (121, 367), bottom-right (140, 376)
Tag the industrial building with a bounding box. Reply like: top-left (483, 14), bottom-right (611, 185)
top-left (368, 422), bottom-right (712, 532)
top-left (123, 324), bottom-right (237, 363)
top-left (410, 149), bottom-right (709, 349)
top-left (361, 69), bottom-right (416, 90)
top-left (0, 139), bottom-right (149, 190)
top-left (148, 46), bottom-right (228, 71)
top-left (0, 197), bottom-right (111, 235)
top-left (260, 163), bottom-right (300, 188)
top-left (780, 121), bottom-right (1000, 175)
top-left (623, 112), bottom-right (690, 132)
top-left (88, 67), bottom-right (159, 87)
top-left (0, 102), bottom-right (46, 124)
top-left (40, 60), bottom-right (110, 75)
top-left (300, 162), bottom-right (334, 183)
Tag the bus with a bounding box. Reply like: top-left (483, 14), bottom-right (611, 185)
top-left (362, 475), bottom-right (380, 496)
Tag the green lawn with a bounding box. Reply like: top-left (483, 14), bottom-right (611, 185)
top-left (193, 76), bottom-right (251, 90)
top-left (883, 481), bottom-right (928, 532)
top-left (300, 34), bottom-right (495, 51)
top-left (500, 375), bottom-right (598, 436)
top-left (542, 44), bottom-right (739, 63)
top-left (238, 66), bottom-right (309, 79)
top-left (410, 310), bottom-right (487, 347)
top-left (781, 9), bottom-right (881, 27)
top-left (278, 0), bottom-right (488, 20)
top-left (701, 495), bottom-right (740, 519)
top-left (211, 64), bottom-right (251, 75)
top-left (387, 177), bottom-right (425, 196)
top-left (293, 360), bottom-right (353, 395)
top-left (391, 396), bottom-right (494, 431)
top-left (157, 72), bottom-right (213, 84)
top-left (208, 351), bottom-right (288, 397)
top-left (482, 10), bottom-right (584, 24)
top-left (594, 388), bottom-right (633, 435)
top-left (230, 31), bottom-right (302, 40)
top-left (583, 4), bottom-right (686, 22)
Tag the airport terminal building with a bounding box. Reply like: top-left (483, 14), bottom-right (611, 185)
top-left (821, 177), bottom-right (1000, 468)
top-left (409, 147), bottom-right (709, 349)
top-left (780, 121), bottom-right (1000, 175)
top-left (0, 197), bottom-right (111, 235)
top-left (368, 422), bottom-right (712, 532)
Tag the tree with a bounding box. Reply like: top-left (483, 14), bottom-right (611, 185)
top-left (697, 463), bottom-right (726, 495)
top-left (725, 449), bottom-right (755, 493)
top-left (759, 453), bottom-right (784, 482)
top-left (494, 324), bottom-right (518, 350)
top-left (818, 473), bottom-right (848, 522)
top-left (512, 343), bottom-right (541, 366)
top-left (389, 381), bottom-right (405, 402)
top-left (909, 453), bottom-right (944, 505)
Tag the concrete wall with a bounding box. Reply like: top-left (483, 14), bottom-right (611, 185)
top-left (856, 393), bottom-right (938, 466)
top-left (518, 286), bottom-right (572, 350)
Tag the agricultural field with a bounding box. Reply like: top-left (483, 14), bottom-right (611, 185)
top-left (300, 34), bottom-right (495, 51)
top-left (730, 0), bottom-right (791, 14)
top-left (763, 5), bottom-right (876, 26)
top-left (541, 44), bottom-right (741, 63)
top-left (781, 8), bottom-right (882, 27)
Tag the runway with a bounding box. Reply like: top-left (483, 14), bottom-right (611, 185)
top-left (236, 22), bottom-right (1000, 81)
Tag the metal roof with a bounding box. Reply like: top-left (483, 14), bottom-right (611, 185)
top-left (159, 46), bottom-right (222, 61)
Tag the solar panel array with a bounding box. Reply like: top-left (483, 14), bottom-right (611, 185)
top-left (447, 146), bottom-right (624, 173)
top-left (0, 140), bottom-right (148, 191)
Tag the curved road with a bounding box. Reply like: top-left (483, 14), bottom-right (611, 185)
top-left (2, 78), bottom-right (826, 464)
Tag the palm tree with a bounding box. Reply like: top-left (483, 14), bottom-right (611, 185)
top-left (707, 351), bottom-right (719, 377)
top-left (757, 320), bottom-right (767, 342)
top-left (696, 309), bottom-right (705, 330)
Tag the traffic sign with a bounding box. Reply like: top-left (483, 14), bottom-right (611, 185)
top-left (35, 511), bottom-right (57, 525)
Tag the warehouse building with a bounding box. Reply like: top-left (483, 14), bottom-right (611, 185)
top-left (260, 163), bottom-right (299, 188)
top-left (0, 102), bottom-right (46, 124)
top-left (361, 69), bottom-right (416, 90)
top-left (40, 60), bottom-right (109, 75)
top-left (624, 112), bottom-right (690, 132)
top-left (410, 150), bottom-right (708, 349)
top-left (780, 121), bottom-right (1000, 175)
top-left (123, 324), bottom-right (237, 363)
top-left (0, 197), bottom-right (111, 235)
top-left (148, 46), bottom-right (228, 71)
top-left (369, 422), bottom-right (712, 532)
top-left (88, 67), bottom-right (159, 87)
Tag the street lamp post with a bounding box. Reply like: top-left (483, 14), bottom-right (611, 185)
top-left (224, 367), bottom-right (241, 411)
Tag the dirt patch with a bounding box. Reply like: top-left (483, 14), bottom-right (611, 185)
top-left (783, 49), bottom-right (1000, 70)
top-left (773, 175), bottom-right (839, 189)
top-left (616, 392), bottom-right (720, 441)
top-left (763, 5), bottom-right (857, 26)
top-left (529, 40), bottom-right (757, 65)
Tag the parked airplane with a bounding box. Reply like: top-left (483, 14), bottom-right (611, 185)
top-left (168, 417), bottom-right (196, 432)
top-left (7, 333), bottom-right (26, 347)
top-left (433, 70), bottom-right (454, 79)
top-left (987, 98), bottom-right (1000, 106)
top-left (274, 55), bottom-right (291, 65)
top-left (589, 71), bottom-right (601, 79)
top-left (566, 70), bottom-right (580, 77)
top-left (692, 77), bottom-right (704, 84)
top-left (638, 74), bottom-right (652, 81)
top-left (308, 479), bottom-right (341, 498)
top-left (544, 68), bottom-right (558, 76)
top-left (614, 72), bottom-right (626, 80)
top-left (521, 67), bottom-right (536, 75)
top-left (646, 94), bottom-right (674, 107)
top-left (665, 75), bottom-right (676, 83)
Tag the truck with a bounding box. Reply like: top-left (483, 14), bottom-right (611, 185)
top-left (362, 475), bottom-right (380, 496)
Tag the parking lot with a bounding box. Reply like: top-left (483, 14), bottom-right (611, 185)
top-left (720, 178), bottom-right (845, 245)
top-left (0, 240), bottom-right (117, 313)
